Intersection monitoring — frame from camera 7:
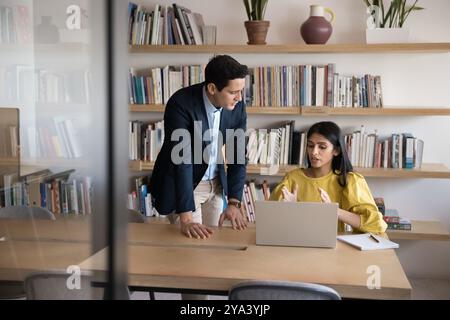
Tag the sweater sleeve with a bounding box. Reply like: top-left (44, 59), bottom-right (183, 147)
top-left (342, 173), bottom-right (387, 234)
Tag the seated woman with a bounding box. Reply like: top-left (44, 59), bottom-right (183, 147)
top-left (270, 121), bottom-right (387, 234)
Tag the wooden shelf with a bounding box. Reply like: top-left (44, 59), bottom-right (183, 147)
top-left (301, 107), bottom-right (450, 116)
top-left (0, 157), bottom-right (19, 166)
top-left (129, 161), bottom-right (450, 179)
top-left (246, 107), bottom-right (299, 115)
top-left (129, 104), bottom-right (450, 116)
top-left (356, 164), bottom-right (450, 179)
top-left (129, 43), bottom-right (450, 54)
top-left (129, 104), bottom-right (165, 112)
top-left (387, 220), bottom-right (450, 241)
top-left (21, 158), bottom-right (88, 169)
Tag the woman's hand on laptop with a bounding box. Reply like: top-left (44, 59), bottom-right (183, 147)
top-left (282, 184), bottom-right (298, 202)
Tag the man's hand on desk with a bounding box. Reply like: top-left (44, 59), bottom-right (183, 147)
top-left (219, 199), bottom-right (248, 230)
top-left (180, 211), bottom-right (213, 239)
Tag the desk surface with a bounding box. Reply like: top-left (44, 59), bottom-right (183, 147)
top-left (0, 218), bottom-right (412, 299)
top-left (80, 223), bottom-right (412, 300)
top-left (0, 240), bottom-right (90, 281)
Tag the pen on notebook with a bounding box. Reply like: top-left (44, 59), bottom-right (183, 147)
top-left (369, 234), bottom-right (380, 243)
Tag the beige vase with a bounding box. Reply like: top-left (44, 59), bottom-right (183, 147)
top-left (244, 21), bottom-right (270, 45)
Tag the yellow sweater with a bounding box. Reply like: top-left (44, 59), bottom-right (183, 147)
top-left (269, 169), bottom-right (387, 234)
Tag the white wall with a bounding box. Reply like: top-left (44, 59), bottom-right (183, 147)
top-left (126, 0), bottom-right (450, 279)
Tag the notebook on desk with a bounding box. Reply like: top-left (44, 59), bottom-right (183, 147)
top-left (337, 233), bottom-right (399, 251)
top-left (255, 201), bottom-right (338, 248)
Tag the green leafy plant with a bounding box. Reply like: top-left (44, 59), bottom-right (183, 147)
top-left (243, 0), bottom-right (269, 21)
top-left (364, 0), bottom-right (424, 28)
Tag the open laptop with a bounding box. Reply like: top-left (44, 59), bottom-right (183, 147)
top-left (255, 200), bottom-right (338, 248)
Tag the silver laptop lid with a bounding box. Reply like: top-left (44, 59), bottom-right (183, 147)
top-left (255, 201), bottom-right (338, 248)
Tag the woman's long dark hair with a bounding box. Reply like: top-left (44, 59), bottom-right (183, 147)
top-left (306, 121), bottom-right (353, 187)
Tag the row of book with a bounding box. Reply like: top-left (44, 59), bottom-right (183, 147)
top-left (244, 65), bottom-right (383, 108)
top-left (247, 122), bottom-right (298, 166)
top-left (129, 118), bottom-right (424, 170)
top-left (344, 127), bottom-right (424, 169)
top-left (0, 125), bottom-right (18, 158)
top-left (128, 2), bottom-right (213, 45)
top-left (0, 4), bottom-right (31, 44)
top-left (129, 120), bottom-right (164, 162)
top-left (1, 169), bottom-right (93, 215)
top-left (128, 65), bottom-right (205, 105)
top-left (0, 66), bottom-right (91, 104)
top-left (127, 175), bottom-right (157, 217)
top-left (128, 64), bottom-right (383, 108)
top-left (241, 180), bottom-right (272, 223)
top-left (22, 118), bottom-right (83, 160)
top-left (247, 124), bottom-right (424, 169)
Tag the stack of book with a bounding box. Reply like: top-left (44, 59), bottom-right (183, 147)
top-left (128, 2), bottom-right (206, 45)
top-left (343, 126), bottom-right (424, 169)
top-left (383, 209), bottom-right (412, 231)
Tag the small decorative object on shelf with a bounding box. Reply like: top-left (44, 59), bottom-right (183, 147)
top-left (35, 16), bottom-right (60, 44)
top-left (300, 5), bottom-right (335, 44)
top-left (243, 0), bottom-right (270, 45)
top-left (364, 0), bottom-right (424, 43)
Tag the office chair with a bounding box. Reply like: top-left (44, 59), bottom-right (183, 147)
top-left (0, 205), bottom-right (55, 220)
top-left (128, 209), bottom-right (146, 223)
top-left (24, 271), bottom-right (105, 300)
top-left (228, 280), bottom-right (341, 300)
top-left (0, 205), bottom-right (55, 299)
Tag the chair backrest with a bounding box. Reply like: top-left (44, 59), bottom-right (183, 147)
top-left (0, 205), bottom-right (55, 220)
top-left (128, 209), bottom-right (145, 223)
top-left (228, 280), bottom-right (341, 300)
top-left (24, 272), bottom-right (104, 300)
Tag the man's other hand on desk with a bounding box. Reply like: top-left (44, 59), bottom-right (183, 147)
top-left (219, 201), bottom-right (248, 230)
top-left (180, 212), bottom-right (213, 239)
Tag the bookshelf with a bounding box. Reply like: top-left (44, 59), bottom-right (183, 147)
top-left (129, 43), bottom-right (450, 54)
top-left (128, 42), bottom-right (450, 178)
top-left (129, 160), bottom-right (450, 179)
top-left (130, 104), bottom-right (450, 116)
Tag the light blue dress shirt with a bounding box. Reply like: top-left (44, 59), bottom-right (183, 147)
top-left (202, 87), bottom-right (222, 180)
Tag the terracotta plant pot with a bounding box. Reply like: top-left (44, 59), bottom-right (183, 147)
top-left (244, 21), bottom-right (270, 45)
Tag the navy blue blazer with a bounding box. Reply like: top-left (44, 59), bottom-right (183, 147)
top-left (149, 82), bottom-right (247, 214)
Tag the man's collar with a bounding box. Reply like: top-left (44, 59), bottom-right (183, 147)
top-left (203, 86), bottom-right (222, 113)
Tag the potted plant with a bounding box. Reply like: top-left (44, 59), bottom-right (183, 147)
top-left (363, 0), bottom-right (424, 43)
top-left (243, 0), bottom-right (270, 45)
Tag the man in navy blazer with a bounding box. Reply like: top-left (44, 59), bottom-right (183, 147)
top-left (150, 55), bottom-right (248, 239)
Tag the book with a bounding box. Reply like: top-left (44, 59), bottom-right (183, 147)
top-left (337, 233), bottom-right (399, 251)
top-left (383, 208), bottom-right (400, 223)
top-left (387, 220), bottom-right (412, 231)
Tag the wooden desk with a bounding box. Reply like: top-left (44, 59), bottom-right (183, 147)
top-left (0, 218), bottom-right (91, 243)
top-left (0, 240), bottom-right (90, 281)
top-left (80, 223), bottom-right (412, 300)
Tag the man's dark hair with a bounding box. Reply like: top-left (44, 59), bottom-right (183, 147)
top-left (204, 55), bottom-right (248, 91)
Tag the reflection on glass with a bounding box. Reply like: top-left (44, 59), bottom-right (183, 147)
top-left (0, 0), bottom-right (109, 300)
